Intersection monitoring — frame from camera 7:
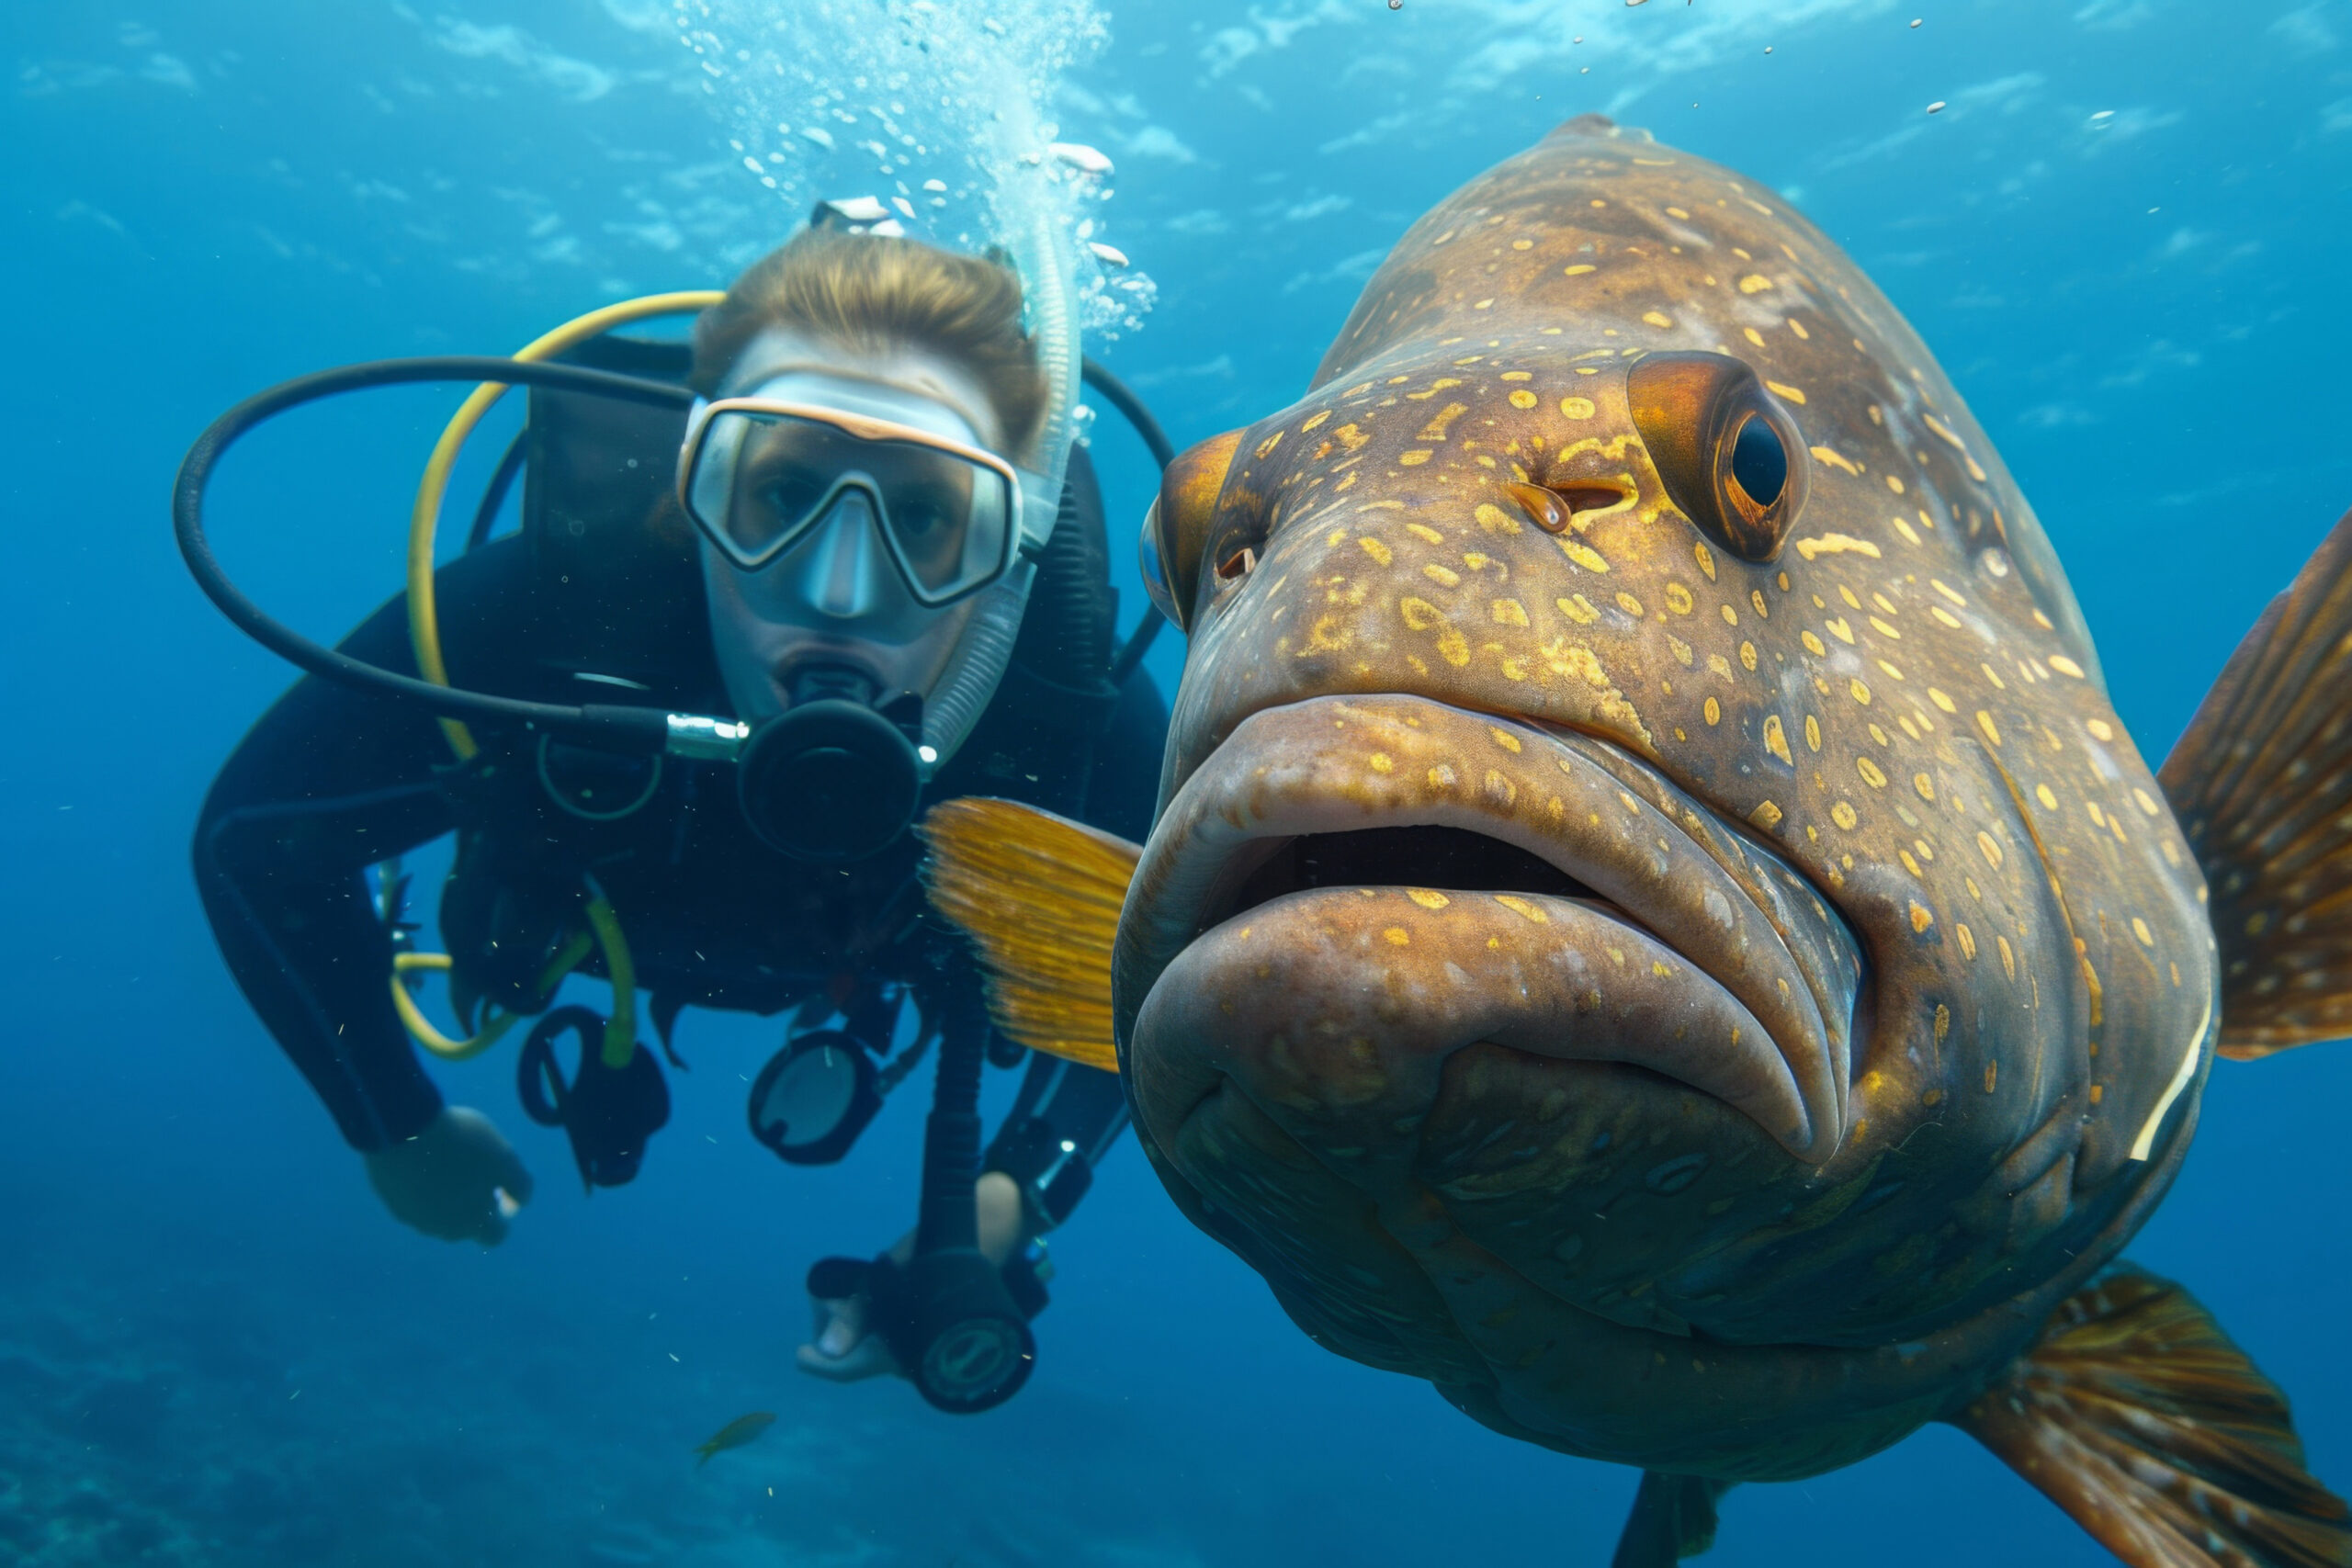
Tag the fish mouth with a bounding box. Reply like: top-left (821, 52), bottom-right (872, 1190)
top-left (1114, 694), bottom-right (1865, 1169)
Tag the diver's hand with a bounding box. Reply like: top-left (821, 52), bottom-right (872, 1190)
top-left (362, 1106), bottom-right (534, 1245)
top-left (797, 1285), bottom-right (902, 1382)
top-left (795, 1172), bottom-right (1029, 1382)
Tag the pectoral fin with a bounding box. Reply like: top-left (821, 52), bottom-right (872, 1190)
top-left (918, 797), bottom-right (1140, 1073)
top-left (1952, 1264), bottom-right (2351, 1567)
top-left (1610, 1472), bottom-right (1734, 1567)
top-left (2160, 505), bottom-right (2352, 1058)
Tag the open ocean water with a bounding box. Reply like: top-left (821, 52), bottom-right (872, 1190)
top-left (4, 0), bottom-right (2349, 1563)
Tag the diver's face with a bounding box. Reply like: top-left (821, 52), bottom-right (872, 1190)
top-left (698, 327), bottom-right (1009, 722)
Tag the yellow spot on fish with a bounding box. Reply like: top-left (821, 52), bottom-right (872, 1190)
top-left (1750, 799), bottom-right (1784, 829)
top-left (1566, 264), bottom-right (1597, 276)
top-left (1302, 411), bottom-right (1331, 433)
top-left (1425, 563), bottom-right (1462, 587)
top-left (1909, 901), bottom-right (1933, 932)
top-left (1930, 605), bottom-right (1962, 629)
top-left (1559, 537), bottom-right (1611, 572)
top-left (1437, 627), bottom-right (1469, 665)
top-left (1399, 450), bottom-right (1432, 467)
top-left (1665, 582), bottom-right (1695, 615)
top-left (1804, 715), bottom-right (1822, 752)
top-left (1849, 678), bottom-right (1872, 706)
top-left (1740, 640), bottom-right (1758, 671)
top-left (1765, 379), bottom-right (1806, 405)
top-left (1368, 752), bottom-right (1395, 774)
top-left (1474, 502), bottom-right (1520, 536)
top-left (2049, 655), bottom-right (2086, 679)
top-left (1976, 710), bottom-right (2002, 746)
top-left (1811, 446), bottom-right (1861, 476)
top-left (1509, 389), bottom-right (1538, 410)
top-left (1408, 888), bottom-right (1451, 909)
top-left (1802, 630), bottom-right (1827, 657)
top-left (1763, 715), bottom-right (1792, 764)
top-left (1617, 592), bottom-right (1645, 617)
top-left (1997, 936), bottom-right (2016, 980)
top-left (1492, 599), bottom-right (1529, 626)
top-left (2086, 718), bottom-right (2114, 741)
top-left (1407, 523), bottom-right (1445, 545)
top-left (2035, 783), bottom-right (2058, 811)
top-left (1977, 831), bottom-right (2004, 869)
top-left (1400, 597), bottom-right (1444, 631)
top-left (1495, 896), bottom-right (1548, 923)
top-left (1885, 474), bottom-right (1906, 494)
top-left (1928, 687), bottom-right (1957, 715)
top-left (1643, 310), bottom-right (1674, 329)
top-left (1958, 924), bottom-right (1977, 961)
top-left (2133, 788), bottom-right (2160, 817)
top-left (1384, 927), bottom-right (1411, 946)
top-left (1559, 594), bottom-right (1600, 625)
top-left (1418, 402), bottom-right (1470, 441)
top-left (1358, 536), bottom-right (1393, 566)
top-left (1794, 534), bottom-right (1882, 561)
top-left (1255, 431), bottom-right (1283, 459)
top-left (1560, 396), bottom-right (1597, 419)
top-left (1868, 616), bottom-right (1900, 640)
top-left (1831, 800), bottom-right (1860, 830)
top-left (1826, 617), bottom-right (1855, 644)
top-left (1914, 773), bottom-right (1935, 802)
top-left (1704, 696), bottom-right (1722, 726)
top-left (1694, 542), bottom-right (1717, 581)
top-left (1745, 327), bottom-right (1767, 347)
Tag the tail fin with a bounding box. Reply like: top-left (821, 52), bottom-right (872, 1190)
top-left (918, 798), bottom-right (1140, 1073)
top-left (2159, 507), bottom-right (2352, 1057)
top-left (1611, 1472), bottom-right (1733, 1567)
top-left (1952, 1264), bottom-right (2351, 1567)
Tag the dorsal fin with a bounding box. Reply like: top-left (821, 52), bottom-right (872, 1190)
top-left (918, 797), bottom-right (1139, 1074)
top-left (1952, 1264), bottom-right (2351, 1567)
top-left (2159, 506), bottom-right (2352, 1057)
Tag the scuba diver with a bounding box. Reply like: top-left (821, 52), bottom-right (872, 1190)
top-left (183, 199), bottom-right (1172, 1414)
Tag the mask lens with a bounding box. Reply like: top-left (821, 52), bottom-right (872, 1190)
top-left (684, 407), bottom-right (1015, 601)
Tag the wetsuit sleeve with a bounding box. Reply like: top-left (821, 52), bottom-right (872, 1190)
top-left (191, 538), bottom-right (531, 1152)
top-left (977, 659), bottom-right (1169, 1231)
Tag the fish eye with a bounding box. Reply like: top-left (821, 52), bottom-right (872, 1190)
top-left (1143, 428), bottom-right (1250, 634)
top-left (1627, 351), bottom-right (1808, 563)
top-left (1729, 414), bottom-right (1788, 512)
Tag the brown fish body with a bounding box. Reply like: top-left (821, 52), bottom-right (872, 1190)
top-left (1113, 117), bottom-right (2217, 1479)
top-left (921, 116), bottom-right (2352, 1565)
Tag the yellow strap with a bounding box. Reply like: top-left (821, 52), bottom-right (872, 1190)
top-left (407, 290), bottom-right (728, 761)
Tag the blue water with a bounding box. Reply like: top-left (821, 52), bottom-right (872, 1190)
top-left (6, 1), bottom-right (2349, 1562)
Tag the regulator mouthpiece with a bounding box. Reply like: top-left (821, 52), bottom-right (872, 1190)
top-left (736, 665), bottom-right (923, 863)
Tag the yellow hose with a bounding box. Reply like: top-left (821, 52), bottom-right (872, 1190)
top-left (582, 893), bottom-right (639, 1069)
top-left (407, 290), bottom-right (727, 761)
top-left (389, 927), bottom-right (594, 1061)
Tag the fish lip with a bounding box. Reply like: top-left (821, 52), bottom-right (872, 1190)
top-left (1114, 694), bottom-right (1862, 1162)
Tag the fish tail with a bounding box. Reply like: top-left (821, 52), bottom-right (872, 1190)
top-left (917, 798), bottom-right (1141, 1073)
top-left (1951, 1263), bottom-right (2351, 1567)
top-left (1610, 1472), bottom-right (1733, 1567)
top-left (693, 1443), bottom-right (715, 1467)
top-left (2160, 504), bottom-right (2352, 1056)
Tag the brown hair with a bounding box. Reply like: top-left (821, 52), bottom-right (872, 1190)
top-left (691, 228), bottom-right (1049, 460)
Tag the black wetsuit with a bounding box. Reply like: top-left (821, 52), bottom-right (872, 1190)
top-left (193, 444), bottom-right (1162, 1240)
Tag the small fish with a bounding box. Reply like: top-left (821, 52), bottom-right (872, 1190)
top-left (693, 1411), bottom-right (775, 1467)
top-left (1087, 241), bottom-right (1130, 269)
top-left (923, 116), bottom-right (2352, 1566)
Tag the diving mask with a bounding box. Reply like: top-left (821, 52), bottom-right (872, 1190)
top-left (678, 375), bottom-right (1026, 609)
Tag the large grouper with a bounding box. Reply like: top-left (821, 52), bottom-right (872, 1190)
top-left (920, 116), bottom-right (2352, 1566)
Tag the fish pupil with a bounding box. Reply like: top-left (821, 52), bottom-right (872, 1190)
top-left (1730, 414), bottom-right (1787, 509)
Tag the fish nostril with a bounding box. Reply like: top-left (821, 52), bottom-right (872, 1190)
top-left (1216, 544), bottom-right (1260, 581)
top-left (1507, 480), bottom-right (1626, 536)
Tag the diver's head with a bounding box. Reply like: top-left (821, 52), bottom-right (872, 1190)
top-left (683, 228), bottom-right (1049, 728)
